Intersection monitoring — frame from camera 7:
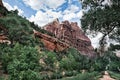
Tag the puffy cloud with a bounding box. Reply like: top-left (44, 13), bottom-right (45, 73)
top-left (62, 4), bottom-right (83, 21)
top-left (29, 3), bottom-right (84, 26)
top-left (63, 5), bottom-right (79, 14)
top-left (76, 9), bottom-right (84, 19)
top-left (29, 9), bottom-right (84, 27)
top-left (70, 5), bottom-right (79, 12)
top-left (23, 0), bottom-right (45, 10)
top-left (63, 9), bottom-right (84, 21)
top-left (46, 10), bottom-right (62, 18)
top-left (3, 2), bottom-right (24, 16)
top-left (29, 10), bottom-right (62, 26)
top-left (29, 11), bottom-right (49, 26)
top-left (3, 1), bottom-right (13, 10)
top-left (63, 13), bottom-right (76, 20)
top-left (23, 0), bottom-right (66, 10)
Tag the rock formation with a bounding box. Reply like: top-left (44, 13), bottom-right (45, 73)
top-left (0, 34), bottom-right (11, 44)
top-left (0, 0), bottom-right (3, 7)
top-left (43, 19), bottom-right (95, 57)
top-left (0, 25), bottom-right (11, 44)
top-left (33, 30), bottom-right (69, 52)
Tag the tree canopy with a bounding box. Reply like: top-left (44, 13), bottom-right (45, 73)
top-left (80, 0), bottom-right (120, 52)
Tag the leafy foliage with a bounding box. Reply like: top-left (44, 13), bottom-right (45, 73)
top-left (1, 43), bottom-right (41, 80)
top-left (60, 72), bottom-right (101, 80)
top-left (0, 4), bottom-right (120, 80)
top-left (80, 0), bottom-right (120, 53)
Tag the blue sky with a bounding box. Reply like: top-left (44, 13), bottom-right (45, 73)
top-left (3, 0), bottom-right (83, 27)
top-left (2, 0), bottom-right (105, 48)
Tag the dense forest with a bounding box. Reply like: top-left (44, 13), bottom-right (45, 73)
top-left (0, 0), bottom-right (120, 80)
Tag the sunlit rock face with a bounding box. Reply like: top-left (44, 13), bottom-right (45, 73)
top-left (0, 34), bottom-right (11, 44)
top-left (43, 19), bottom-right (96, 57)
top-left (33, 30), bottom-right (69, 52)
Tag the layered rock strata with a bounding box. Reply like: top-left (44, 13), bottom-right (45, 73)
top-left (33, 30), bottom-right (69, 52)
top-left (43, 19), bottom-right (95, 57)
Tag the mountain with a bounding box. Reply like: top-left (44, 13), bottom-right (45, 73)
top-left (33, 30), bottom-right (69, 52)
top-left (0, 0), bottom-right (120, 80)
top-left (43, 19), bottom-right (95, 57)
top-left (0, 0), bottom-right (95, 57)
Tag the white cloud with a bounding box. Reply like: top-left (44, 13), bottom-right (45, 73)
top-left (63, 13), bottom-right (76, 20)
top-left (69, 5), bottom-right (79, 13)
top-left (3, 1), bottom-right (24, 16)
top-left (46, 10), bottom-right (62, 19)
top-left (63, 5), bottom-right (79, 14)
top-left (29, 11), bottom-right (49, 26)
top-left (29, 10), bottom-right (62, 26)
top-left (29, 4), bottom-right (84, 27)
top-left (63, 10), bottom-right (84, 21)
top-left (77, 10), bottom-right (84, 19)
top-left (3, 1), bottom-right (13, 10)
top-left (62, 4), bottom-right (83, 21)
top-left (88, 33), bottom-right (103, 48)
top-left (23, 0), bottom-right (66, 10)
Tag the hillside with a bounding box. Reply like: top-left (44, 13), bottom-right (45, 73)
top-left (0, 0), bottom-right (120, 80)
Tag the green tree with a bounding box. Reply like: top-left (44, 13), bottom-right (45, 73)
top-left (80, 0), bottom-right (120, 53)
top-left (1, 43), bottom-right (41, 80)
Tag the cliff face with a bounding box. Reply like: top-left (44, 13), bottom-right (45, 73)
top-left (0, 0), bottom-right (3, 7)
top-left (33, 30), bottom-right (69, 52)
top-left (43, 19), bottom-right (95, 57)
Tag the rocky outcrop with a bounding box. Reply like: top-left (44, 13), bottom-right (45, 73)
top-left (0, 34), bottom-right (11, 44)
top-left (0, 0), bottom-right (3, 7)
top-left (43, 19), bottom-right (95, 57)
top-left (33, 30), bottom-right (69, 52)
top-left (0, 25), bottom-right (11, 44)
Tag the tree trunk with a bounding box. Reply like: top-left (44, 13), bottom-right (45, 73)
top-left (99, 34), bottom-right (107, 56)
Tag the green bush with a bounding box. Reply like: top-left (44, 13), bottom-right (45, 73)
top-left (108, 71), bottom-right (120, 80)
top-left (1, 43), bottom-right (41, 80)
top-left (51, 72), bottom-right (63, 79)
top-left (60, 72), bottom-right (101, 80)
top-left (0, 76), bottom-right (5, 80)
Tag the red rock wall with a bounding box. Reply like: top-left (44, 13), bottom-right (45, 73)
top-left (33, 30), bottom-right (69, 52)
top-left (43, 19), bottom-right (95, 57)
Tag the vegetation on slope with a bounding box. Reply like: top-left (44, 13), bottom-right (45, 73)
top-left (0, 5), bottom-right (120, 80)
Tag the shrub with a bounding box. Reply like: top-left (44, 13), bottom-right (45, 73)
top-left (1, 43), bottom-right (41, 80)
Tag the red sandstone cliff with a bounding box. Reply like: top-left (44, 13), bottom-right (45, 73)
top-left (33, 30), bottom-right (69, 52)
top-left (43, 19), bottom-right (95, 57)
